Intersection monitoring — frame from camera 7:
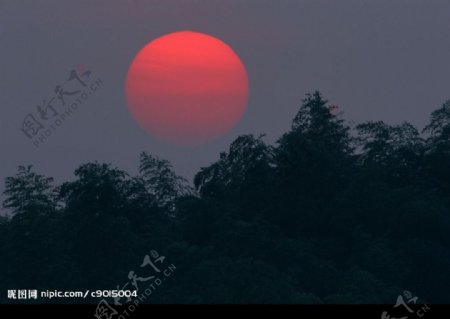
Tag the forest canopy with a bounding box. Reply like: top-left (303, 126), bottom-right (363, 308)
top-left (1, 91), bottom-right (450, 304)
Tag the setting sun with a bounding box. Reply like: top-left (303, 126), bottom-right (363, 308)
top-left (125, 30), bottom-right (249, 146)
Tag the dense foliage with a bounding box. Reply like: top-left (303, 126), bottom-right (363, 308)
top-left (1, 92), bottom-right (449, 304)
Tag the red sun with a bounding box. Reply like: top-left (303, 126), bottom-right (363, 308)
top-left (125, 30), bottom-right (249, 146)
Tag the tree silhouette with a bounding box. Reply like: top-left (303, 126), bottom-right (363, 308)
top-left (1, 91), bottom-right (450, 304)
top-left (3, 165), bottom-right (56, 217)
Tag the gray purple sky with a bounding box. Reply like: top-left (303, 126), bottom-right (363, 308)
top-left (1, 0), bottom-right (450, 202)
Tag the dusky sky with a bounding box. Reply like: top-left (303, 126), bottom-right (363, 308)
top-left (1, 0), bottom-right (450, 201)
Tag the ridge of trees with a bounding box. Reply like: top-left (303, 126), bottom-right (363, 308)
top-left (1, 91), bottom-right (449, 303)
